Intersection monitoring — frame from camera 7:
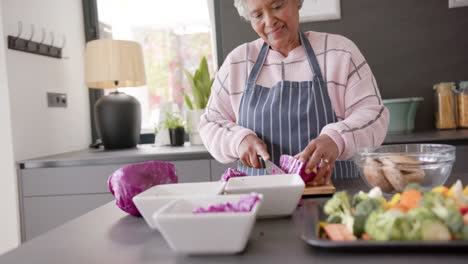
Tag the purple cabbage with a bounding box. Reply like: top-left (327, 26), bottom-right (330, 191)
top-left (193, 193), bottom-right (261, 214)
top-left (279, 154), bottom-right (317, 183)
top-left (108, 161), bottom-right (178, 216)
top-left (220, 167), bottom-right (248, 181)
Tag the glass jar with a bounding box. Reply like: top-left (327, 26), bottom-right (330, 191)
top-left (458, 81), bottom-right (468, 128)
top-left (434, 82), bottom-right (457, 129)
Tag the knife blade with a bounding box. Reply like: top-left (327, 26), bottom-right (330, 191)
top-left (257, 156), bottom-right (285, 175)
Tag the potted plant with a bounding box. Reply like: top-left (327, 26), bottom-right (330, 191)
top-left (184, 56), bottom-right (214, 145)
top-left (162, 112), bottom-right (185, 147)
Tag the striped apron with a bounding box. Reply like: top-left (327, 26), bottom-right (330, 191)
top-left (237, 32), bottom-right (357, 180)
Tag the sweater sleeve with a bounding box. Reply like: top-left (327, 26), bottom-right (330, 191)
top-left (198, 51), bottom-right (256, 163)
top-left (320, 37), bottom-right (389, 160)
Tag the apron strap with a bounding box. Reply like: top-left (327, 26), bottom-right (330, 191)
top-left (300, 32), bottom-right (324, 82)
top-left (246, 42), bottom-right (270, 88)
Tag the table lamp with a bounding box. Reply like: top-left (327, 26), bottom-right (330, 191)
top-left (85, 39), bottom-right (146, 149)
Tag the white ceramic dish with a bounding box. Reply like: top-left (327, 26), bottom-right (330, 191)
top-left (224, 174), bottom-right (305, 217)
top-left (152, 194), bottom-right (262, 254)
top-left (133, 181), bottom-right (226, 229)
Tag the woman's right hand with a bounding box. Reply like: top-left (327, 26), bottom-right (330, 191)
top-left (238, 134), bottom-right (270, 168)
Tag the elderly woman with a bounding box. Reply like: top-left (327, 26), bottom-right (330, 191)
top-left (199, 0), bottom-right (389, 185)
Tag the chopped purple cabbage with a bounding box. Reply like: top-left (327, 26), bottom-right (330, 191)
top-left (279, 154), bottom-right (317, 183)
top-left (193, 193), bottom-right (261, 214)
top-left (220, 167), bottom-right (248, 181)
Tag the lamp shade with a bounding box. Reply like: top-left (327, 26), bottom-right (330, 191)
top-left (85, 39), bottom-right (146, 150)
top-left (85, 39), bottom-right (146, 88)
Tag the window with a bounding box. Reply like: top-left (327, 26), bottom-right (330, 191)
top-left (96, 0), bottom-right (216, 132)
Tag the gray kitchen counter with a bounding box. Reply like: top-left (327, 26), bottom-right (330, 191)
top-left (17, 129), bottom-right (468, 169)
top-left (384, 129), bottom-right (468, 145)
top-left (1, 175), bottom-right (467, 264)
top-left (18, 144), bottom-right (212, 169)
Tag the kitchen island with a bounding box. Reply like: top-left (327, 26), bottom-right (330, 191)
top-left (1, 176), bottom-right (467, 264)
top-left (15, 130), bottom-right (468, 242)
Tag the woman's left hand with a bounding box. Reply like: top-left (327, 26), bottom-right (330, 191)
top-left (295, 134), bottom-right (339, 186)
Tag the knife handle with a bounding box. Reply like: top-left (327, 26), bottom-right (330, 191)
top-left (257, 155), bottom-right (266, 169)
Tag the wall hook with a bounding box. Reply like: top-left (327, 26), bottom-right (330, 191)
top-left (49, 31), bottom-right (55, 48)
top-left (36, 28), bottom-right (46, 51)
top-left (15, 21), bottom-right (23, 40)
top-left (27, 24), bottom-right (35, 42)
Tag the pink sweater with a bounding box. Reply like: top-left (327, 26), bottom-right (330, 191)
top-left (199, 31), bottom-right (389, 163)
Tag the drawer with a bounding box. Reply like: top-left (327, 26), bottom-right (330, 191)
top-left (22, 194), bottom-right (114, 241)
top-left (21, 160), bottom-right (211, 196)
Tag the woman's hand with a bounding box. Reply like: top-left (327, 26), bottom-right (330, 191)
top-left (238, 134), bottom-right (270, 168)
top-left (295, 134), bottom-right (339, 185)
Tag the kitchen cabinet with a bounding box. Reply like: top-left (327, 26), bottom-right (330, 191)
top-left (17, 145), bottom-right (231, 242)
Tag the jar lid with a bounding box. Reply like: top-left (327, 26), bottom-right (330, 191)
top-left (433, 82), bottom-right (455, 91)
top-left (460, 81), bottom-right (468, 90)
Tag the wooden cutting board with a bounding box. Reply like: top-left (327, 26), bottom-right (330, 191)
top-left (302, 183), bottom-right (336, 196)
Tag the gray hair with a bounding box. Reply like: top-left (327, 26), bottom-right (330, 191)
top-left (234, 0), bottom-right (304, 21)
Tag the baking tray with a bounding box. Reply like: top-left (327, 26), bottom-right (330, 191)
top-left (299, 200), bottom-right (468, 249)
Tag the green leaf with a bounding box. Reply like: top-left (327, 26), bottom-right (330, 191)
top-left (184, 70), bottom-right (196, 91)
top-left (184, 93), bottom-right (194, 110)
top-left (183, 56), bottom-right (214, 110)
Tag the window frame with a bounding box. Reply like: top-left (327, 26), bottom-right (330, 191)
top-left (82, 0), bottom-right (222, 145)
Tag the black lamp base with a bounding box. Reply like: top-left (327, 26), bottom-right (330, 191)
top-left (94, 91), bottom-right (141, 149)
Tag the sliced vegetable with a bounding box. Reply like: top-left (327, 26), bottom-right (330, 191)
top-left (432, 186), bottom-right (449, 195)
top-left (461, 207), bottom-right (468, 216)
top-left (220, 167), bottom-right (248, 181)
top-left (353, 198), bottom-right (382, 237)
top-left (421, 192), bottom-right (464, 238)
top-left (323, 224), bottom-right (357, 241)
top-left (399, 189), bottom-right (422, 210)
top-left (279, 155), bottom-right (317, 183)
top-left (324, 191), bottom-right (354, 233)
top-left (193, 193), bottom-right (261, 213)
top-left (364, 210), bottom-right (409, 241)
top-left (351, 191), bottom-right (369, 208)
top-left (421, 219), bottom-right (451, 241)
top-left (447, 180), bottom-right (466, 207)
top-left (404, 183), bottom-right (423, 192)
top-left (385, 193), bottom-right (401, 209)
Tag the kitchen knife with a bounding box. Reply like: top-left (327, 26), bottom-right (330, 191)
top-left (258, 156), bottom-right (285, 175)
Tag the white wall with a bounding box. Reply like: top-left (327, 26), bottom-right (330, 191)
top-left (3, 0), bottom-right (91, 161)
top-left (0, 0), bottom-right (91, 253)
top-left (0, 1), bottom-right (20, 256)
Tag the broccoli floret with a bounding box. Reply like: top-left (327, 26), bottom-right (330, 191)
top-left (404, 183), bottom-right (423, 192)
top-left (353, 198), bottom-right (383, 237)
top-left (400, 207), bottom-right (434, 240)
top-left (324, 191), bottom-right (354, 233)
top-left (352, 191), bottom-right (369, 208)
top-left (365, 210), bottom-right (409, 241)
top-left (421, 192), bottom-right (464, 238)
top-left (326, 213), bottom-right (343, 224)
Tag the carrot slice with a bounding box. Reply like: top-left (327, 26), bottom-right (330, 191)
top-left (400, 189), bottom-right (422, 210)
top-left (323, 224), bottom-right (357, 241)
top-left (361, 233), bottom-right (372, 240)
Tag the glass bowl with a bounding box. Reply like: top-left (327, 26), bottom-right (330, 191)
top-left (353, 144), bottom-right (455, 193)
